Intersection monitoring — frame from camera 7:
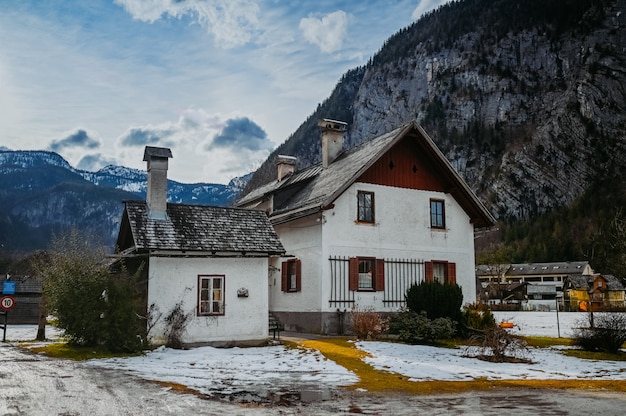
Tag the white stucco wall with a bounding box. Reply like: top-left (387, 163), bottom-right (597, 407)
top-left (147, 256), bottom-right (269, 345)
top-left (272, 182), bottom-right (478, 315)
top-left (273, 216), bottom-right (323, 312)
top-left (321, 183), bottom-right (477, 310)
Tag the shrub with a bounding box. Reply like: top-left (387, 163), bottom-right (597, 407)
top-left (461, 303), bottom-right (496, 334)
top-left (573, 312), bottom-right (626, 353)
top-left (389, 308), bottom-right (456, 344)
top-left (163, 301), bottom-right (192, 349)
top-left (405, 281), bottom-right (463, 321)
top-left (350, 307), bottom-right (389, 340)
top-left (467, 325), bottom-right (530, 363)
top-left (37, 230), bottom-right (147, 353)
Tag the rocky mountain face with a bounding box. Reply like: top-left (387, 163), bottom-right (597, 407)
top-left (0, 150), bottom-right (246, 252)
top-left (245, 0), bottom-right (626, 221)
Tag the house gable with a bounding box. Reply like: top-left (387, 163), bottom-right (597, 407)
top-left (358, 134), bottom-right (447, 192)
top-left (240, 122), bottom-right (495, 229)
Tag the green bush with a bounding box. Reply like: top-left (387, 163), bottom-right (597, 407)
top-left (37, 230), bottom-right (146, 353)
top-left (405, 280), bottom-right (463, 320)
top-left (573, 312), bottom-right (626, 354)
top-left (389, 308), bottom-right (456, 344)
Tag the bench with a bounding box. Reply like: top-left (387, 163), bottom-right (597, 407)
top-left (268, 313), bottom-right (284, 340)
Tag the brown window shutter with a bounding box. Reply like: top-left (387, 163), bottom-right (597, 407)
top-left (447, 262), bottom-right (456, 284)
top-left (425, 261), bottom-right (433, 282)
top-left (349, 257), bottom-right (359, 291)
top-left (375, 258), bottom-right (385, 291)
top-left (295, 259), bottom-right (302, 292)
top-left (281, 261), bottom-right (288, 292)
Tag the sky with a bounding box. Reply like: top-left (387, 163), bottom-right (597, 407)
top-left (8, 312), bottom-right (626, 404)
top-left (0, 0), bottom-right (449, 184)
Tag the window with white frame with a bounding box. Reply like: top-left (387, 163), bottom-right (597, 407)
top-left (198, 275), bottom-right (225, 315)
top-left (348, 257), bottom-right (385, 292)
top-left (358, 258), bottom-right (374, 289)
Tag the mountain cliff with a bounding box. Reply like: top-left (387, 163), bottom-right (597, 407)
top-left (244, 0), bottom-right (626, 222)
top-left (0, 150), bottom-right (245, 252)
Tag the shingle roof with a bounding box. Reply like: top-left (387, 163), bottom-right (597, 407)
top-left (565, 274), bottom-right (625, 291)
top-left (120, 201), bottom-right (285, 256)
top-left (237, 122), bottom-right (495, 228)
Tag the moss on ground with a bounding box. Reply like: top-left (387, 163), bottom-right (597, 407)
top-left (299, 338), bottom-right (626, 394)
top-left (23, 342), bottom-right (141, 360)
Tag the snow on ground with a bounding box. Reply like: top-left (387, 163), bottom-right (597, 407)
top-left (492, 311), bottom-right (588, 338)
top-left (3, 311), bottom-right (625, 395)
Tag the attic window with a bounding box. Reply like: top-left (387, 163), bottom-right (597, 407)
top-left (412, 164), bottom-right (418, 173)
top-left (389, 161), bottom-right (395, 170)
top-left (357, 191), bottom-right (375, 224)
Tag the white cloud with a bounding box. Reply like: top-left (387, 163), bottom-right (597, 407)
top-left (412, 0), bottom-right (450, 21)
top-left (114, 0), bottom-right (261, 48)
top-left (115, 108), bottom-right (274, 183)
top-left (299, 10), bottom-right (348, 54)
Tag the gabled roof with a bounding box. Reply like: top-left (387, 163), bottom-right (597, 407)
top-left (237, 121), bottom-right (495, 227)
top-left (117, 200), bottom-right (285, 256)
top-left (565, 274), bottom-right (625, 291)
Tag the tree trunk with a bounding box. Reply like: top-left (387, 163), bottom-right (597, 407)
top-left (36, 297), bottom-right (46, 341)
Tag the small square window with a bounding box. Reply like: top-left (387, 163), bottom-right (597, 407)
top-left (357, 191), bottom-right (375, 223)
top-left (430, 199), bottom-right (445, 229)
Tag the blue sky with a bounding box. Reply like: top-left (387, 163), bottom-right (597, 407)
top-left (0, 0), bottom-right (448, 183)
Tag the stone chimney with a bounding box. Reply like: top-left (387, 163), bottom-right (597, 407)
top-left (319, 119), bottom-right (347, 168)
top-left (143, 146), bottom-right (173, 220)
top-left (276, 155), bottom-right (297, 182)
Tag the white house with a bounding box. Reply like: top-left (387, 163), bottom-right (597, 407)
top-left (116, 147), bottom-right (285, 347)
top-left (237, 120), bottom-right (495, 334)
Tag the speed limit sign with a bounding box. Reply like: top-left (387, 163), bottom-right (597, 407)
top-left (0, 295), bottom-right (16, 311)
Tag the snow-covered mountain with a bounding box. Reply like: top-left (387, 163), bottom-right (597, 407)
top-left (0, 150), bottom-right (248, 252)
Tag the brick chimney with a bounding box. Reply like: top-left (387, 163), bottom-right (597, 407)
top-left (319, 119), bottom-right (347, 168)
top-left (143, 146), bottom-right (173, 220)
top-left (276, 155), bottom-right (297, 182)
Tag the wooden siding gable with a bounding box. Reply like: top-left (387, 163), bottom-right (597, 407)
top-left (357, 134), bottom-right (448, 192)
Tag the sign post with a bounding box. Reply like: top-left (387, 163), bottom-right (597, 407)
top-left (0, 295), bottom-right (16, 342)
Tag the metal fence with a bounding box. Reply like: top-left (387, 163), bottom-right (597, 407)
top-left (328, 256), bottom-right (424, 307)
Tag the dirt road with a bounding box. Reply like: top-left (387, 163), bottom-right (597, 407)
top-left (2, 343), bottom-right (626, 415)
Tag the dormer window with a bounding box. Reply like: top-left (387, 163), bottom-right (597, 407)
top-left (357, 191), bottom-right (375, 224)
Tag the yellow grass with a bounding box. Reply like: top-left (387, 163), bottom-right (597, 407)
top-left (23, 342), bottom-right (141, 360)
top-left (299, 338), bottom-right (626, 394)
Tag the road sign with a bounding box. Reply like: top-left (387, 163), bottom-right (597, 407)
top-left (3, 280), bottom-right (15, 295)
top-left (0, 295), bottom-right (16, 311)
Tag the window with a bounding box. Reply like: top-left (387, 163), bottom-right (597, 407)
top-left (281, 259), bottom-right (301, 292)
top-left (430, 199), bottom-right (445, 229)
top-left (349, 257), bottom-right (385, 291)
top-left (432, 262), bottom-right (446, 283)
top-left (358, 258), bottom-right (374, 289)
top-left (198, 275), bottom-right (225, 315)
top-left (357, 191), bottom-right (375, 223)
top-left (425, 261), bottom-right (456, 284)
